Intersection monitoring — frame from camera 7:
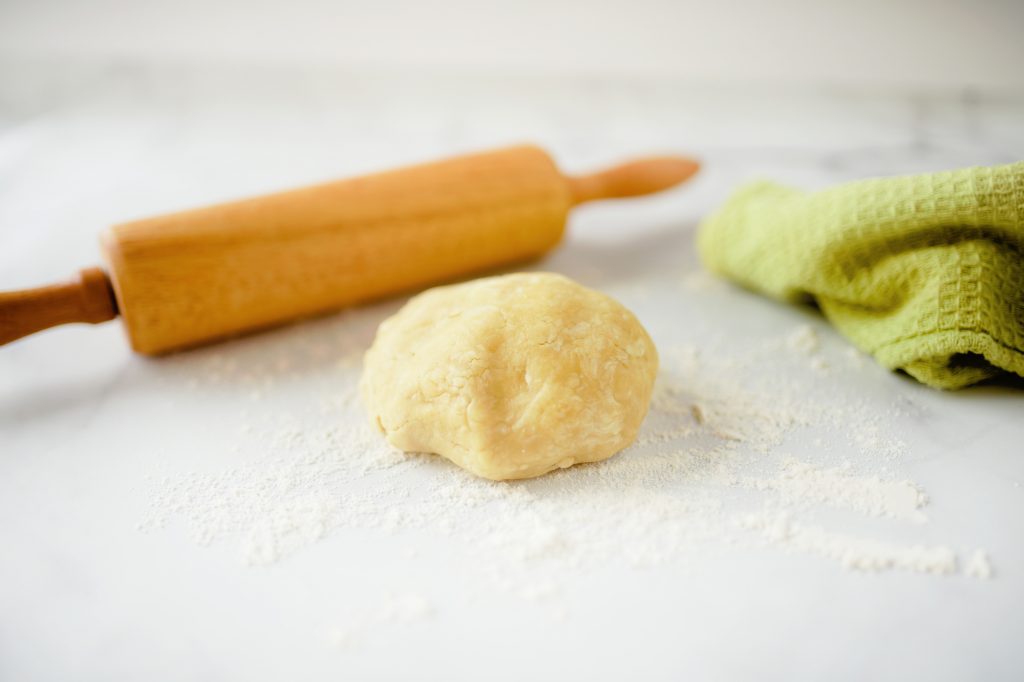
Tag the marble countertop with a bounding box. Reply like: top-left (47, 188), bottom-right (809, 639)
top-left (1, 59), bottom-right (1022, 681)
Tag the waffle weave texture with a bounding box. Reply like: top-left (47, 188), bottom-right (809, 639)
top-left (698, 162), bottom-right (1024, 389)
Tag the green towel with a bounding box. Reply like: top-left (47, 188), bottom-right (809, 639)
top-left (698, 162), bottom-right (1024, 389)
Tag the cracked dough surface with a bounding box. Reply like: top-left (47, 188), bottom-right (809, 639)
top-left (360, 272), bottom-right (658, 480)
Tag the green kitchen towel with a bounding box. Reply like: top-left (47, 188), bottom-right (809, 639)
top-left (697, 162), bottom-right (1024, 389)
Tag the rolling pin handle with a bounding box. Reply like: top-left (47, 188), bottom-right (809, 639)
top-left (0, 267), bottom-right (118, 346)
top-left (566, 156), bottom-right (700, 206)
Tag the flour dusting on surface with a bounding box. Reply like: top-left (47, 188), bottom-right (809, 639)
top-left (965, 549), bottom-right (994, 579)
top-left (326, 592), bottom-right (434, 650)
top-left (137, 304), bottom-right (994, 647)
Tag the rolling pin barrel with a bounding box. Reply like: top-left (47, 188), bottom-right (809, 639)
top-left (1, 145), bottom-right (698, 353)
top-left (104, 146), bottom-right (571, 353)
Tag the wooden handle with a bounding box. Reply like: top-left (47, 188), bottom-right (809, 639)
top-left (566, 156), bottom-right (700, 206)
top-left (0, 267), bottom-right (118, 346)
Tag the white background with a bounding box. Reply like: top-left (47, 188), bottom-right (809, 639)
top-left (1, 0), bottom-right (1023, 89)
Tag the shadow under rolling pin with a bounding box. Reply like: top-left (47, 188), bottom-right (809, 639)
top-left (0, 145), bottom-right (699, 354)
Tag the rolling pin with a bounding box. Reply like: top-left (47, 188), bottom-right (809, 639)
top-left (0, 145), bottom-right (698, 354)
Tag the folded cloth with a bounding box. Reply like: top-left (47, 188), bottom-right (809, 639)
top-left (698, 162), bottom-right (1024, 389)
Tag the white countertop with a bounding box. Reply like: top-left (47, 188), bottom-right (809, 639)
top-left (1, 60), bottom-right (1023, 681)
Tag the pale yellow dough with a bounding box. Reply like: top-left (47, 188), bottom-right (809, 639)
top-left (360, 272), bottom-right (658, 480)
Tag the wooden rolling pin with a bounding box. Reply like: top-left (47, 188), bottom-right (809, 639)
top-left (0, 145), bottom-right (698, 354)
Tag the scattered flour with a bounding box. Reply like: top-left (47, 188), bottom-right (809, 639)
top-left (786, 324), bottom-right (820, 354)
top-left (139, 311), bottom-right (995, 646)
top-left (327, 592), bottom-right (434, 650)
top-left (965, 549), bottom-right (994, 580)
top-left (740, 513), bottom-right (958, 574)
top-left (740, 457), bottom-right (928, 522)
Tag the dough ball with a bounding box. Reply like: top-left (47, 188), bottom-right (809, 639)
top-left (360, 272), bottom-right (658, 480)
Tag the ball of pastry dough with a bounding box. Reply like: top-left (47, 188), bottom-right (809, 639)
top-left (360, 272), bottom-right (658, 480)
